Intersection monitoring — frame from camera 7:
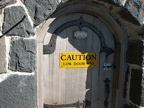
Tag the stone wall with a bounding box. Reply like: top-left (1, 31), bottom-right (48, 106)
top-left (0, 0), bottom-right (143, 108)
top-left (113, 0), bottom-right (144, 25)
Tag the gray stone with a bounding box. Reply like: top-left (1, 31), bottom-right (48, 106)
top-left (24, 0), bottom-right (59, 26)
top-left (0, 37), bottom-right (6, 73)
top-left (2, 6), bottom-right (35, 37)
top-left (9, 38), bottom-right (36, 72)
top-left (142, 39), bottom-right (144, 106)
top-left (0, 74), bottom-right (37, 108)
top-left (127, 39), bottom-right (143, 66)
top-left (24, 0), bottom-right (36, 25)
top-left (130, 68), bottom-right (142, 105)
top-left (92, 0), bottom-right (144, 25)
top-left (141, 74), bottom-right (144, 106)
top-left (8, 0), bottom-right (17, 5)
top-left (125, 0), bottom-right (144, 25)
top-left (0, 0), bottom-right (16, 8)
top-left (124, 65), bottom-right (142, 107)
top-left (0, 0), bottom-right (10, 9)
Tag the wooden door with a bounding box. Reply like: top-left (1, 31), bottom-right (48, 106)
top-left (43, 13), bottom-right (115, 108)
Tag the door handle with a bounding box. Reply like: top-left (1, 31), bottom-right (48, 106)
top-left (104, 77), bottom-right (110, 108)
top-left (103, 63), bottom-right (116, 70)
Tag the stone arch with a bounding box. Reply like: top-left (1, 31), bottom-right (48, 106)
top-left (37, 3), bottom-right (127, 108)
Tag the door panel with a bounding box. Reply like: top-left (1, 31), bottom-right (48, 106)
top-left (43, 13), bottom-right (115, 108)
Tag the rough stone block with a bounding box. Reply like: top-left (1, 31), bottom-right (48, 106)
top-left (9, 38), bottom-right (36, 72)
top-left (0, 37), bottom-right (6, 73)
top-left (0, 0), bottom-right (16, 9)
top-left (0, 0), bottom-right (10, 9)
top-left (0, 74), bottom-right (37, 108)
top-left (24, 0), bottom-right (59, 26)
top-left (141, 70), bottom-right (144, 106)
top-left (130, 68), bottom-right (142, 105)
top-left (2, 6), bottom-right (34, 37)
top-left (127, 39), bottom-right (143, 66)
top-left (124, 65), bottom-right (143, 107)
top-left (125, 0), bottom-right (144, 25)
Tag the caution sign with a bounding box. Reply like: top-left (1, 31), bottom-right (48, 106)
top-left (60, 52), bottom-right (98, 68)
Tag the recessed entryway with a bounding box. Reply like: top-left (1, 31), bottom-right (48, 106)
top-left (37, 3), bottom-right (127, 108)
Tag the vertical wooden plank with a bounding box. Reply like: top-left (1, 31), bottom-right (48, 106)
top-left (43, 15), bottom-right (67, 104)
top-left (43, 51), bottom-right (53, 103)
top-left (91, 37), bottom-right (100, 108)
top-left (74, 14), bottom-right (87, 103)
top-left (37, 43), bottom-right (44, 108)
top-left (65, 23), bottom-right (80, 104)
top-left (53, 30), bottom-right (67, 104)
top-left (43, 32), bottom-right (53, 103)
top-left (82, 14), bottom-right (93, 108)
top-left (81, 14), bottom-right (94, 106)
top-left (64, 13), bottom-right (88, 104)
top-left (93, 15), bottom-right (115, 108)
top-left (58, 31), bottom-right (67, 104)
top-left (84, 14), bottom-right (101, 108)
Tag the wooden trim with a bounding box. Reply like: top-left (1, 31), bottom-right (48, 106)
top-left (38, 4), bottom-right (125, 45)
top-left (112, 43), bottom-right (121, 108)
top-left (37, 43), bottom-right (44, 108)
top-left (37, 18), bottom-right (55, 43)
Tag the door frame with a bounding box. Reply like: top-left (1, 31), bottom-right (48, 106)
top-left (37, 3), bottom-right (127, 108)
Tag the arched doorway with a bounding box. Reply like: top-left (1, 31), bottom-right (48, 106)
top-left (37, 3), bottom-right (127, 108)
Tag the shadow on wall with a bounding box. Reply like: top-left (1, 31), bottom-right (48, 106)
top-left (0, 74), bottom-right (37, 108)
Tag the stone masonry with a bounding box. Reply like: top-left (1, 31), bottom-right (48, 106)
top-left (0, 0), bottom-right (143, 108)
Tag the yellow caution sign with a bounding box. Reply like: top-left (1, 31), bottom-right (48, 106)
top-left (59, 52), bottom-right (98, 68)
